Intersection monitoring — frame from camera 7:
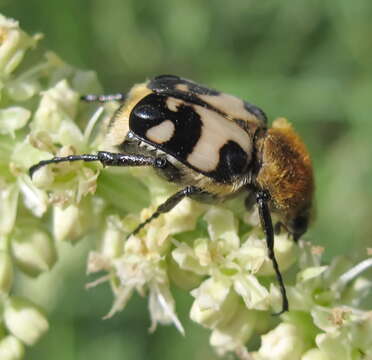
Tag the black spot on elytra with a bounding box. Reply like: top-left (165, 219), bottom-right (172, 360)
top-left (129, 93), bottom-right (202, 161)
top-left (208, 141), bottom-right (250, 183)
top-left (133, 104), bottom-right (162, 121)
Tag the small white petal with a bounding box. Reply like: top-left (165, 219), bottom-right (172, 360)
top-left (172, 241), bottom-right (207, 275)
top-left (164, 198), bottom-right (204, 235)
top-left (234, 236), bottom-right (267, 273)
top-left (297, 266), bottom-right (328, 283)
top-left (17, 175), bottom-right (48, 217)
top-left (204, 207), bottom-right (240, 251)
top-left (233, 274), bottom-right (270, 310)
top-left (0, 251), bottom-right (13, 294)
top-left (190, 278), bottom-right (239, 328)
top-left (6, 76), bottom-right (41, 101)
top-left (0, 183), bottom-right (19, 236)
top-left (149, 283), bottom-right (184, 335)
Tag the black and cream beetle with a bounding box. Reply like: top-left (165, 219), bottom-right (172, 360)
top-left (29, 75), bottom-right (314, 314)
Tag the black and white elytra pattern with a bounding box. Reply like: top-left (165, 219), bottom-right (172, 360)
top-left (129, 93), bottom-right (252, 183)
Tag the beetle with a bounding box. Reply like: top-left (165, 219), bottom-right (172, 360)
top-left (29, 75), bottom-right (314, 314)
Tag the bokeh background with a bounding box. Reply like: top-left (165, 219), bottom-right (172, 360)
top-left (2, 0), bottom-right (372, 359)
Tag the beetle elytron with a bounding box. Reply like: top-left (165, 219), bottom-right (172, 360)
top-left (30, 75), bottom-right (314, 314)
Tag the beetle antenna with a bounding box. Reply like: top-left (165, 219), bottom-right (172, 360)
top-left (80, 93), bottom-right (126, 103)
top-left (256, 190), bottom-right (289, 315)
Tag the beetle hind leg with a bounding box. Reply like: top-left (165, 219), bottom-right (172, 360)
top-left (255, 190), bottom-right (289, 314)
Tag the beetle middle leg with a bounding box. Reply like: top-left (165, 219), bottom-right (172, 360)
top-left (130, 186), bottom-right (202, 237)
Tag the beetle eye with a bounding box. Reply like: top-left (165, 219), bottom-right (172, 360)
top-left (133, 104), bottom-right (161, 121)
top-left (293, 214), bottom-right (308, 231)
top-left (290, 213), bottom-right (309, 242)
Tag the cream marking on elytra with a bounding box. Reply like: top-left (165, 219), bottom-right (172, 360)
top-left (187, 105), bottom-right (252, 172)
top-left (200, 93), bottom-right (261, 124)
top-left (146, 120), bottom-right (175, 144)
top-left (166, 97), bottom-right (184, 112)
top-left (175, 83), bottom-right (189, 92)
top-left (106, 83), bottom-right (152, 150)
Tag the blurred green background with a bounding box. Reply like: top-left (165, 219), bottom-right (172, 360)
top-left (2, 0), bottom-right (372, 359)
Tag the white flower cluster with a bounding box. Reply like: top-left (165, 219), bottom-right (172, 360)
top-left (251, 244), bottom-right (372, 360)
top-left (0, 13), bottom-right (371, 360)
top-left (0, 13), bottom-right (103, 359)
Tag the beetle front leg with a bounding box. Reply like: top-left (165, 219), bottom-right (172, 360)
top-left (255, 190), bottom-right (289, 315)
top-left (29, 151), bottom-right (169, 178)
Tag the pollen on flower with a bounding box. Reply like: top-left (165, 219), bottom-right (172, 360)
top-left (311, 245), bottom-right (325, 255)
top-left (329, 307), bottom-right (349, 326)
top-left (86, 251), bottom-right (112, 274)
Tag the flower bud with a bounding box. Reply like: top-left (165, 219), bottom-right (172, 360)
top-left (99, 215), bottom-right (124, 259)
top-left (31, 80), bottom-right (82, 148)
top-left (0, 107), bottom-right (30, 136)
top-left (210, 306), bottom-right (258, 355)
top-left (258, 323), bottom-right (308, 360)
top-left (4, 296), bottom-right (49, 345)
top-left (0, 335), bottom-right (25, 360)
top-left (0, 251), bottom-right (13, 294)
top-left (0, 184), bottom-right (19, 236)
top-left (53, 204), bottom-right (82, 243)
top-left (0, 15), bottom-right (40, 77)
top-left (11, 226), bottom-right (57, 277)
top-left (190, 278), bottom-right (239, 328)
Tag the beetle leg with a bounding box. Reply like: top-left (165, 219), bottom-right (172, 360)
top-left (80, 93), bottom-right (126, 103)
top-left (255, 190), bottom-right (289, 315)
top-left (130, 186), bottom-right (202, 237)
top-left (29, 151), bottom-right (169, 178)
